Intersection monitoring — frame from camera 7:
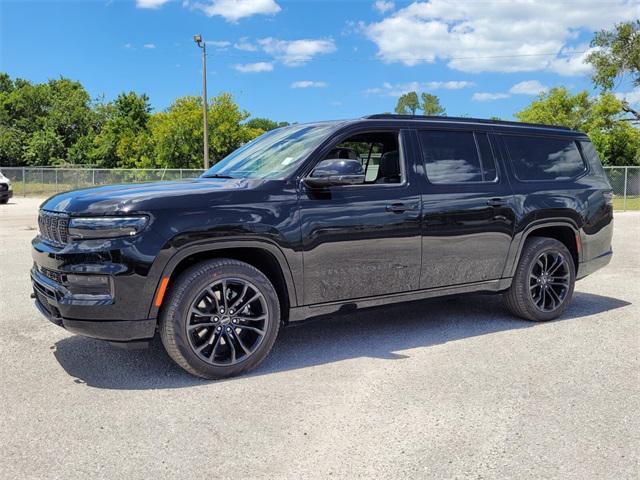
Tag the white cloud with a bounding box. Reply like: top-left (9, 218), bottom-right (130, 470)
top-left (616, 88), bottom-right (640, 106)
top-left (124, 43), bottom-right (133, 49)
top-left (232, 62), bottom-right (274, 73)
top-left (472, 80), bottom-right (549, 101)
top-left (374, 0), bottom-right (394, 14)
top-left (509, 80), bottom-right (548, 95)
top-left (143, 43), bottom-right (156, 49)
top-left (258, 37), bottom-right (336, 66)
top-left (234, 37), bottom-right (257, 51)
top-left (548, 45), bottom-right (598, 77)
top-left (366, 80), bottom-right (474, 96)
top-left (365, 0), bottom-right (638, 73)
top-left (136, 0), bottom-right (171, 8)
top-left (472, 92), bottom-right (511, 101)
top-left (291, 81), bottom-right (328, 89)
top-left (191, 0), bottom-right (280, 22)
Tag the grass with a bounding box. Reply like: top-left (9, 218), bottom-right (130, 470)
top-left (613, 196), bottom-right (640, 211)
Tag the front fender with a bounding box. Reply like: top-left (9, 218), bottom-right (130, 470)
top-left (144, 237), bottom-right (301, 320)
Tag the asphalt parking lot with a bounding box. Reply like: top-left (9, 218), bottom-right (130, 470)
top-left (1, 196), bottom-right (638, 479)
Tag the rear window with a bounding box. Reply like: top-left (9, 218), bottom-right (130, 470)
top-left (504, 135), bottom-right (586, 181)
top-left (418, 131), bottom-right (498, 184)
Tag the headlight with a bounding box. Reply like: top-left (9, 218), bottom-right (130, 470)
top-left (68, 216), bottom-right (149, 239)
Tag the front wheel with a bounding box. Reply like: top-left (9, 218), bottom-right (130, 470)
top-left (504, 237), bottom-right (576, 322)
top-left (160, 259), bottom-right (281, 379)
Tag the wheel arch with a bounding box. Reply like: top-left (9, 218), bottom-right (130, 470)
top-left (504, 220), bottom-right (582, 279)
top-left (148, 240), bottom-right (298, 323)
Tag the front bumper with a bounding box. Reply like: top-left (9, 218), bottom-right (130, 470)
top-left (31, 265), bottom-right (157, 342)
top-left (0, 188), bottom-right (12, 201)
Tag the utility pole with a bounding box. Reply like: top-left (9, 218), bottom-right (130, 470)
top-left (194, 34), bottom-right (209, 170)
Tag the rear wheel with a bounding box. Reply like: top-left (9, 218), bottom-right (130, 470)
top-left (160, 259), bottom-right (281, 379)
top-left (504, 237), bottom-right (575, 322)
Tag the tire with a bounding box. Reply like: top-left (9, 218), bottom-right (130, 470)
top-left (0, 198), bottom-right (7, 204)
top-left (504, 236), bottom-right (576, 322)
top-left (159, 258), bottom-right (281, 379)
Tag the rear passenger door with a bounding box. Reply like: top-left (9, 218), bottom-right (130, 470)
top-left (415, 128), bottom-right (516, 289)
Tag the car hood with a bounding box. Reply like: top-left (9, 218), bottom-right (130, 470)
top-left (40, 177), bottom-right (269, 215)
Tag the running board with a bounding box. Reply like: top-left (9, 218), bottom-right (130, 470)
top-left (288, 278), bottom-right (512, 322)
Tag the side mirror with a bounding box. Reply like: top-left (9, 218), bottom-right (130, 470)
top-left (303, 159), bottom-right (365, 188)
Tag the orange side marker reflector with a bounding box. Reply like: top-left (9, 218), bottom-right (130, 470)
top-left (575, 234), bottom-right (582, 255)
top-left (155, 277), bottom-right (170, 307)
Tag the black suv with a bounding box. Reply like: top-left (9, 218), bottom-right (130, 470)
top-left (31, 115), bottom-right (613, 379)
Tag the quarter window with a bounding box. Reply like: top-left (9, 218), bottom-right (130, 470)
top-left (504, 135), bottom-right (586, 181)
top-left (418, 131), bottom-right (498, 184)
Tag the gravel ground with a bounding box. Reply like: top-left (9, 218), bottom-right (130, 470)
top-left (1, 196), bottom-right (638, 480)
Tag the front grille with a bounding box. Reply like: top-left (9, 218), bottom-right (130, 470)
top-left (38, 211), bottom-right (69, 246)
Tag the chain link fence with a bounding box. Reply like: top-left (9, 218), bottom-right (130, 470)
top-left (604, 166), bottom-right (640, 211)
top-left (1, 165), bottom-right (639, 210)
top-left (0, 167), bottom-right (205, 197)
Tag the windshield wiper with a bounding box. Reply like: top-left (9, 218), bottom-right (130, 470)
top-left (202, 173), bottom-right (236, 179)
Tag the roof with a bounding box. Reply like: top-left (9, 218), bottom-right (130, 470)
top-left (360, 114), bottom-right (578, 134)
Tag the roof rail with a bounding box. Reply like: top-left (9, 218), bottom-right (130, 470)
top-left (362, 114), bottom-right (573, 131)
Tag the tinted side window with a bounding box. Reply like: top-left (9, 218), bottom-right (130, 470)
top-left (579, 140), bottom-right (606, 177)
top-left (504, 135), bottom-right (586, 181)
top-left (418, 131), bottom-right (497, 184)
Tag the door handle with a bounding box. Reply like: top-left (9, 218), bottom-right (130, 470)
top-left (487, 198), bottom-right (506, 207)
top-left (386, 203), bottom-right (409, 213)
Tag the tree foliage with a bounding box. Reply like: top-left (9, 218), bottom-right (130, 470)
top-left (421, 93), bottom-right (446, 116)
top-left (394, 91), bottom-right (421, 115)
top-left (516, 87), bottom-right (640, 166)
top-left (394, 91), bottom-right (445, 116)
top-left (586, 20), bottom-right (640, 119)
top-left (0, 73), bottom-right (281, 168)
top-left (244, 117), bottom-right (289, 132)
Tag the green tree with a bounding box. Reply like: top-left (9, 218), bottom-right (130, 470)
top-left (0, 75), bottom-right (94, 166)
top-left (516, 87), bottom-right (640, 166)
top-left (148, 96), bottom-right (203, 169)
top-left (208, 92), bottom-right (255, 163)
top-left (421, 93), bottom-right (446, 116)
top-left (149, 93), bottom-right (258, 169)
top-left (395, 91), bottom-right (420, 115)
top-left (586, 20), bottom-right (640, 119)
top-left (515, 88), bottom-right (591, 130)
top-left (23, 128), bottom-right (66, 166)
top-left (91, 91), bottom-right (152, 167)
top-left (245, 117), bottom-right (289, 133)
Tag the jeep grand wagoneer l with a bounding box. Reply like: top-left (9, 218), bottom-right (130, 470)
top-left (31, 115), bottom-right (613, 378)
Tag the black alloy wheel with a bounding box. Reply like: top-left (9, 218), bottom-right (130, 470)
top-left (160, 259), bottom-right (281, 379)
top-left (186, 278), bottom-right (269, 366)
top-left (528, 251), bottom-right (571, 312)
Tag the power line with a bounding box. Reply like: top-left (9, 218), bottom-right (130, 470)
top-left (207, 50), bottom-right (588, 63)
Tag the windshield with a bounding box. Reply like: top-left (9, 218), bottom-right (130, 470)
top-left (202, 123), bottom-right (336, 180)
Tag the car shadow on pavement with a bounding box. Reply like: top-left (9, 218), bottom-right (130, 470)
top-left (51, 291), bottom-right (631, 390)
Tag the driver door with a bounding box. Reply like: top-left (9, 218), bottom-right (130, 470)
top-left (298, 128), bottom-right (422, 305)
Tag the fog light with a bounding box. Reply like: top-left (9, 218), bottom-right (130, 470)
top-left (66, 274), bottom-right (109, 287)
top-left (66, 274), bottom-right (111, 295)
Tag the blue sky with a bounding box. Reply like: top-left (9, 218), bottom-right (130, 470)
top-left (1, 0), bottom-right (639, 123)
